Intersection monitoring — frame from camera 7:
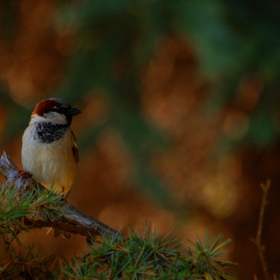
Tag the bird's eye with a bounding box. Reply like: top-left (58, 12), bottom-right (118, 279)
top-left (52, 106), bottom-right (60, 112)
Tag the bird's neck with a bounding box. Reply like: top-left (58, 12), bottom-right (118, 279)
top-left (34, 122), bottom-right (68, 143)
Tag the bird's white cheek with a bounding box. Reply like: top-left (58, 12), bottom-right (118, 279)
top-left (30, 112), bottom-right (67, 124)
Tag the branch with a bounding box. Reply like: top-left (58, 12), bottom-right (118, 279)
top-left (0, 151), bottom-right (121, 241)
top-left (251, 180), bottom-right (271, 280)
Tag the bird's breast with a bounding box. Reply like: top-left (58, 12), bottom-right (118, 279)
top-left (22, 125), bottom-right (78, 193)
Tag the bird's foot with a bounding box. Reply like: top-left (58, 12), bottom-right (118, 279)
top-left (15, 169), bottom-right (32, 180)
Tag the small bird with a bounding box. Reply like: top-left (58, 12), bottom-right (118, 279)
top-left (21, 97), bottom-right (81, 237)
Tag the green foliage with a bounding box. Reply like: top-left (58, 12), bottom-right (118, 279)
top-left (0, 185), bottom-right (235, 279)
top-left (0, 184), bottom-right (63, 278)
top-left (61, 227), bottom-right (235, 279)
top-left (0, 184), bottom-right (63, 243)
top-left (0, 245), bottom-right (53, 279)
top-left (185, 232), bottom-right (235, 279)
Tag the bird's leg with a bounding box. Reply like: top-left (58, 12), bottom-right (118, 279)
top-left (15, 169), bottom-right (32, 180)
top-left (64, 188), bottom-right (72, 201)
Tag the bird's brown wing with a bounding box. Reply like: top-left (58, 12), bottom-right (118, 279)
top-left (71, 130), bottom-right (79, 165)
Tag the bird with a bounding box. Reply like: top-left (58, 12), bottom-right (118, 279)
top-left (21, 97), bottom-right (81, 238)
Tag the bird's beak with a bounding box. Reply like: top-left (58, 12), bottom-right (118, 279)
top-left (66, 107), bottom-right (81, 116)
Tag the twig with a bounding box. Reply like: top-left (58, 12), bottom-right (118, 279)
top-left (0, 151), bottom-right (122, 241)
top-left (252, 180), bottom-right (271, 280)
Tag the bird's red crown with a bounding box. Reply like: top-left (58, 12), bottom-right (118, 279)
top-left (32, 99), bottom-right (61, 117)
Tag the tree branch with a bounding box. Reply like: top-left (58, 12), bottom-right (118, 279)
top-left (251, 180), bottom-right (271, 280)
top-left (0, 151), bottom-right (121, 240)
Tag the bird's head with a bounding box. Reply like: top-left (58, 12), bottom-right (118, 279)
top-left (31, 98), bottom-right (81, 125)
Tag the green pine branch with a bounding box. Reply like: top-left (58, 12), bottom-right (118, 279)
top-left (61, 227), bottom-right (235, 279)
top-left (0, 185), bottom-right (235, 279)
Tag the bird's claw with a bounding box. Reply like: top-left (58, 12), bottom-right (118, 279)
top-left (15, 169), bottom-right (32, 181)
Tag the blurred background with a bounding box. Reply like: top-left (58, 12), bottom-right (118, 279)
top-left (1, 0), bottom-right (280, 279)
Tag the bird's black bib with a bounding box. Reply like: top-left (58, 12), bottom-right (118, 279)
top-left (35, 123), bottom-right (68, 143)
